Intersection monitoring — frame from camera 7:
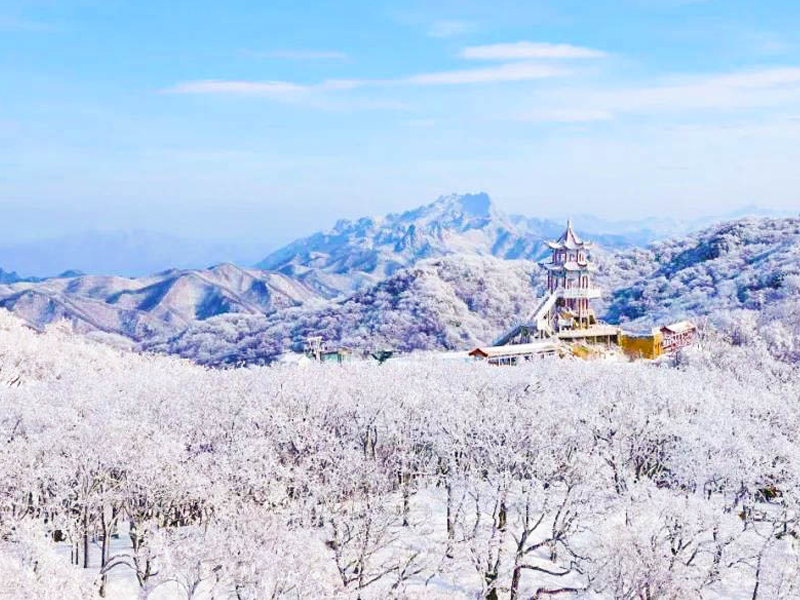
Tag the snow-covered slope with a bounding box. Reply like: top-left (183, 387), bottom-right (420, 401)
top-left (604, 217), bottom-right (800, 333)
top-left (154, 216), bottom-right (800, 367)
top-left (0, 263), bottom-right (321, 340)
top-left (147, 255), bottom-right (547, 365)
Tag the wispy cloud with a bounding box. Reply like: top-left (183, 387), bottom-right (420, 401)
top-left (403, 62), bottom-right (567, 85)
top-left (462, 41), bottom-right (606, 60)
top-left (162, 78), bottom-right (365, 95)
top-left (710, 67), bottom-right (800, 88)
top-left (240, 49), bottom-right (348, 60)
top-left (745, 31), bottom-right (790, 56)
top-left (164, 80), bottom-right (310, 95)
top-left (427, 20), bottom-right (475, 38)
top-left (164, 61), bottom-right (568, 96)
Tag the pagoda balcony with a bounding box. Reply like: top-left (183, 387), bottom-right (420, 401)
top-left (559, 287), bottom-right (602, 299)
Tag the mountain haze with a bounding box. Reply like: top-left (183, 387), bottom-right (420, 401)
top-left (0, 231), bottom-right (269, 278)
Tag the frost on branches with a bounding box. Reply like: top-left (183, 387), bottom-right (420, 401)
top-left (2, 309), bottom-right (800, 599)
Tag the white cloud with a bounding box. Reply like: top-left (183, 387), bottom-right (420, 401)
top-left (164, 61), bottom-right (568, 96)
top-left (709, 67), bottom-right (800, 88)
top-left (427, 21), bottom-right (475, 38)
top-left (406, 118), bottom-right (437, 128)
top-left (600, 67), bottom-right (800, 112)
top-left (462, 41), bottom-right (606, 60)
top-left (403, 62), bottom-right (567, 85)
top-left (163, 80), bottom-right (309, 95)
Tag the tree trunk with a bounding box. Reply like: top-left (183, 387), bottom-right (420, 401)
top-left (82, 508), bottom-right (90, 568)
top-left (445, 481), bottom-right (454, 558)
top-left (484, 571), bottom-right (499, 600)
top-left (99, 508), bottom-right (113, 597)
top-left (510, 565), bottom-right (522, 600)
top-left (402, 474), bottom-right (410, 527)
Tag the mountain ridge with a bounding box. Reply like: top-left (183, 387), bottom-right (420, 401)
top-left (258, 193), bottom-right (576, 297)
top-left (0, 263), bottom-right (321, 340)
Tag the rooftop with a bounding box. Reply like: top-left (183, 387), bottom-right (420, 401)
top-left (546, 220), bottom-right (593, 250)
top-left (470, 341), bottom-right (560, 359)
top-left (556, 325), bottom-right (621, 339)
top-left (661, 320), bottom-right (696, 334)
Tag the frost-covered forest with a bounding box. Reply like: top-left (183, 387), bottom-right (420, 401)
top-left (144, 217), bottom-right (800, 366)
top-left (144, 256), bottom-right (544, 365)
top-left (2, 306), bottom-right (800, 599)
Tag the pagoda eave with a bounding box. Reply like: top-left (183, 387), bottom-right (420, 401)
top-left (545, 240), bottom-right (593, 250)
top-left (544, 262), bottom-right (598, 272)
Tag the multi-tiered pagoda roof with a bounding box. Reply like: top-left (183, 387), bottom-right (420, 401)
top-left (545, 220), bottom-right (592, 251)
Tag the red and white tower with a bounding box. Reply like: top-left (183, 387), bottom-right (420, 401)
top-left (544, 220), bottom-right (600, 330)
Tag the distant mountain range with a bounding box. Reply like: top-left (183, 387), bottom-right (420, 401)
top-left (0, 230), bottom-right (268, 278)
top-left (0, 263), bottom-right (319, 340)
top-left (149, 215), bottom-right (800, 365)
top-left (4, 195), bottom-right (789, 280)
top-left (256, 193), bottom-right (794, 298)
top-left (1, 193), bottom-right (797, 362)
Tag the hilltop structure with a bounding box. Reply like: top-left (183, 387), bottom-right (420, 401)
top-left (494, 221), bottom-right (619, 347)
top-left (472, 221), bottom-right (696, 364)
top-left (544, 220), bottom-right (602, 331)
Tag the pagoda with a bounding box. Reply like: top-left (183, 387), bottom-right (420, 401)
top-left (492, 220), bottom-right (618, 347)
top-left (543, 220), bottom-right (600, 331)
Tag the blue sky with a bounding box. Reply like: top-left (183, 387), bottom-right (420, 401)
top-left (1, 0), bottom-right (800, 245)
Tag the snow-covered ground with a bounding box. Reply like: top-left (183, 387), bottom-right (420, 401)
top-left (2, 310), bottom-right (800, 599)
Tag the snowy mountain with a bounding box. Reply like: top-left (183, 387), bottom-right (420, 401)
top-left (605, 217), bottom-right (800, 336)
top-left (257, 193), bottom-right (792, 299)
top-left (4, 198), bottom-right (798, 366)
top-left (150, 216), bottom-right (800, 366)
top-left (0, 263), bottom-right (321, 340)
top-left (146, 255), bottom-right (546, 365)
top-left (257, 193), bottom-right (569, 297)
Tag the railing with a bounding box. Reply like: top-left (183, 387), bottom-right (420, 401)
top-left (558, 287), bottom-right (601, 299)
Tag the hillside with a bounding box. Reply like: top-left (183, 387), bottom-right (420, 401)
top-left (605, 217), bottom-right (800, 324)
top-left (2, 308), bottom-right (800, 600)
top-left (600, 217), bottom-right (800, 363)
top-left (146, 255), bottom-right (547, 365)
